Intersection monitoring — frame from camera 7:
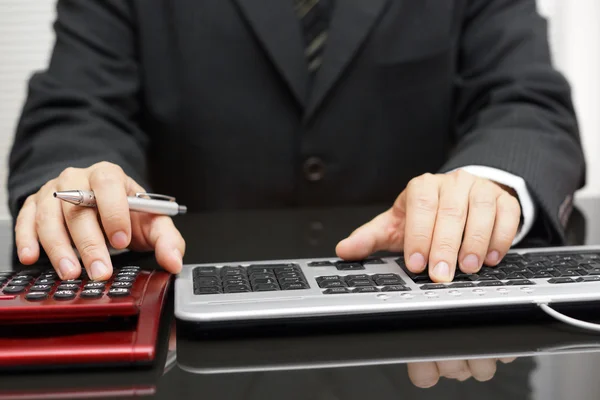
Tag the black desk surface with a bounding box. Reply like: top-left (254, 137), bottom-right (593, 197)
top-left (2, 197), bottom-right (600, 399)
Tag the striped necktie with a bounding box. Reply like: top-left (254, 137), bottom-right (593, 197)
top-left (294, 0), bottom-right (333, 77)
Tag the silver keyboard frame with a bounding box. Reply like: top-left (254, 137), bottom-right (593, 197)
top-left (175, 245), bottom-right (600, 323)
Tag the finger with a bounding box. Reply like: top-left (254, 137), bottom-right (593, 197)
top-left (135, 214), bottom-right (185, 274)
top-left (467, 359), bottom-right (497, 382)
top-left (458, 179), bottom-right (498, 274)
top-left (428, 171), bottom-right (475, 282)
top-left (403, 173), bottom-right (440, 273)
top-left (57, 168), bottom-right (113, 281)
top-left (35, 185), bottom-right (82, 280)
top-left (485, 192), bottom-right (521, 266)
top-left (88, 162), bottom-right (131, 249)
top-left (499, 357), bottom-right (517, 364)
top-left (15, 196), bottom-right (40, 265)
top-left (407, 362), bottom-right (440, 388)
top-left (436, 360), bottom-right (472, 381)
top-left (335, 200), bottom-right (405, 260)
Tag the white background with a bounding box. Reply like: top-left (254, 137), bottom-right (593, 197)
top-left (0, 0), bottom-right (598, 220)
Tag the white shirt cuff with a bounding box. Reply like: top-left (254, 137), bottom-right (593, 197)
top-left (451, 165), bottom-right (536, 246)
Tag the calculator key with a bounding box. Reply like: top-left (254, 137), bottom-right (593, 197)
top-left (58, 283), bottom-right (80, 291)
top-left (108, 288), bottom-right (131, 297)
top-left (30, 284), bottom-right (53, 292)
top-left (35, 278), bottom-right (55, 285)
top-left (319, 280), bottom-right (346, 289)
top-left (114, 276), bottom-right (135, 282)
top-left (25, 292), bottom-right (48, 301)
top-left (352, 287), bottom-right (379, 293)
top-left (254, 283), bottom-right (280, 291)
top-left (0, 272), bottom-right (13, 277)
top-left (282, 282), bottom-right (309, 290)
top-left (54, 290), bottom-right (76, 300)
top-left (336, 262), bottom-right (364, 271)
top-left (84, 282), bottom-right (106, 289)
top-left (323, 287), bottom-right (350, 294)
top-left (14, 275), bottom-right (35, 281)
top-left (111, 281), bottom-right (133, 288)
top-left (117, 271), bottom-right (138, 277)
top-left (80, 289), bottom-right (104, 298)
top-left (382, 285), bottom-right (411, 292)
top-left (3, 286), bottom-right (26, 294)
top-left (307, 261), bottom-right (335, 267)
top-left (120, 265), bottom-right (141, 270)
top-left (8, 279), bottom-right (30, 286)
top-left (62, 279), bottom-right (82, 285)
top-left (17, 269), bottom-right (41, 276)
top-left (194, 287), bottom-right (222, 295)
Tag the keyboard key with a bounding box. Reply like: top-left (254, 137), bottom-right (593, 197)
top-left (453, 274), bottom-right (479, 282)
top-left (347, 279), bottom-right (373, 287)
top-left (558, 269), bottom-right (586, 277)
top-left (316, 276), bottom-right (342, 283)
top-left (382, 285), bottom-right (411, 292)
top-left (372, 274), bottom-right (405, 284)
top-left (254, 283), bottom-right (280, 291)
top-left (195, 277), bottom-right (221, 285)
top-left (336, 262), bottom-right (364, 271)
top-left (506, 280), bottom-right (535, 286)
top-left (530, 271), bottom-right (557, 279)
top-left (3, 286), bottom-right (25, 294)
top-left (273, 266), bottom-right (301, 274)
top-left (278, 277), bottom-right (305, 284)
top-left (477, 281), bottom-right (504, 287)
top-left (548, 277), bottom-right (576, 284)
top-left (449, 282), bottom-right (475, 288)
top-left (54, 290), bottom-right (76, 300)
top-left (577, 276), bottom-right (600, 283)
top-left (221, 267), bottom-right (245, 277)
top-left (80, 289), bottom-right (104, 298)
top-left (375, 278), bottom-right (405, 286)
top-left (57, 283), bottom-right (80, 291)
top-left (194, 267), bottom-right (218, 276)
top-left (111, 281), bottom-right (133, 288)
top-left (194, 287), bottom-right (222, 295)
top-left (476, 275), bottom-right (498, 281)
top-left (249, 272), bottom-right (277, 280)
top-left (246, 267), bottom-right (273, 275)
top-left (324, 287), bottom-right (350, 294)
top-left (318, 280), bottom-right (345, 289)
top-left (275, 272), bottom-right (301, 279)
top-left (362, 258), bottom-right (385, 265)
top-left (25, 292), bottom-right (48, 301)
top-left (282, 282), bottom-right (309, 290)
top-left (224, 284), bottom-right (251, 293)
top-left (420, 284), bottom-right (446, 290)
top-left (353, 287), bottom-right (379, 293)
top-left (30, 284), bottom-right (52, 292)
top-left (251, 278), bottom-right (278, 285)
top-left (108, 288), bottom-right (131, 297)
top-left (412, 275), bottom-right (433, 283)
top-left (307, 261), bottom-right (335, 267)
top-left (345, 274), bottom-right (370, 281)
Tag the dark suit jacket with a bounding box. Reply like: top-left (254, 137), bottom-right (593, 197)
top-left (8, 0), bottom-right (585, 243)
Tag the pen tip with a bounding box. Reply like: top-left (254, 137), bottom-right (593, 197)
top-left (53, 192), bottom-right (57, 198)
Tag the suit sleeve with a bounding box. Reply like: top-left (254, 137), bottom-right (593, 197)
top-left (7, 0), bottom-right (149, 218)
top-left (439, 0), bottom-right (586, 244)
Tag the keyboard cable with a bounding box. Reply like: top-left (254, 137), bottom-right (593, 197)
top-left (538, 303), bottom-right (600, 333)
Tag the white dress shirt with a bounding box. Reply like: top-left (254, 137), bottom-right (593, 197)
top-left (454, 165), bottom-right (536, 246)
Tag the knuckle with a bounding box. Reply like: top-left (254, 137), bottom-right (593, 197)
top-left (436, 238), bottom-right (460, 255)
top-left (101, 210), bottom-right (127, 230)
top-left (501, 195), bottom-right (521, 216)
top-left (77, 237), bottom-right (105, 259)
top-left (466, 230), bottom-right (489, 247)
top-left (407, 231), bottom-right (432, 244)
top-left (438, 204), bottom-right (466, 220)
top-left (58, 167), bottom-right (81, 182)
top-left (470, 189), bottom-right (496, 209)
top-left (90, 167), bottom-right (124, 187)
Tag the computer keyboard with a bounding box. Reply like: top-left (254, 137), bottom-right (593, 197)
top-left (175, 245), bottom-right (600, 326)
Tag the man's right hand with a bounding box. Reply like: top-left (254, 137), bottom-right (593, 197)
top-left (14, 162), bottom-right (186, 281)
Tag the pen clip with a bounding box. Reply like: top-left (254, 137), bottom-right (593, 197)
top-left (135, 192), bottom-right (176, 202)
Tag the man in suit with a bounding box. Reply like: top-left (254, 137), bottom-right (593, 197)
top-left (8, 0), bottom-right (585, 283)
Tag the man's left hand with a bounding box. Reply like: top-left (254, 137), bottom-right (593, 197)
top-left (336, 170), bottom-right (521, 283)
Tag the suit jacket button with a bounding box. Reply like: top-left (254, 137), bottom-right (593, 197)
top-left (304, 157), bottom-right (325, 181)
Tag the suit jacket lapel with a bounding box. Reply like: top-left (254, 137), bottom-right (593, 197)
top-left (234, 0), bottom-right (309, 107)
top-left (304, 0), bottom-right (389, 122)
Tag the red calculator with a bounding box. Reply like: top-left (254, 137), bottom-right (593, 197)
top-left (0, 264), bottom-right (172, 369)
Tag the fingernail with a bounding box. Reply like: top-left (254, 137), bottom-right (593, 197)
top-left (462, 254), bottom-right (479, 271)
top-left (111, 231), bottom-right (128, 248)
top-left (408, 253), bottom-right (425, 270)
top-left (19, 247), bottom-right (31, 260)
top-left (58, 258), bottom-right (76, 279)
top-left (487, 251), bottom-right (500, 264)
top-left (432, 261), bottom-right (451, 281)
top-left (90, 260), bottom-right (109, 280)
top-left (174, 248), bottom-right (183, 264)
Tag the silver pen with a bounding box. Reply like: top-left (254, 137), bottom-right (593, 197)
top-left (53, 190), bottom-right (187, 216)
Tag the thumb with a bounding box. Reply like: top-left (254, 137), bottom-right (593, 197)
top-left (336, 193), bottom-right (407, 260)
